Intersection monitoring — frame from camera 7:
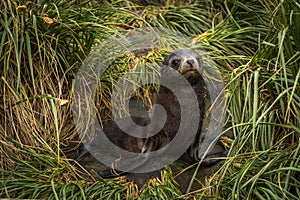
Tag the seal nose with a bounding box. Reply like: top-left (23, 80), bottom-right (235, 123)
top-left (187, 59), bottom-right (195, 67)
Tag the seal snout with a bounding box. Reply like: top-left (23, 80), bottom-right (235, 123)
top-left (178, 57), bottom-right (200, 74)
top-left (182, 58), bottom-right (196, 69)
top-left (187, 59), bottom-right (195, 66)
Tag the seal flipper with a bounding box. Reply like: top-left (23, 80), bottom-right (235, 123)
top-left (199, 149), bottom-right (228, 166)
top-left (98, 168), bottom-right (125, 178)
top-left (69, 144), bottom-right (90, 163)
top-left (98, 152), bottom-right (152, 178)
top-left (193, 148), bottom-right (228, 166)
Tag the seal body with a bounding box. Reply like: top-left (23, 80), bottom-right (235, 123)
top-left (71, 49), bottom-right (206, 177)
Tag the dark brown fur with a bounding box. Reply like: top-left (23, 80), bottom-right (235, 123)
top-left (71, 49), bottom-right (206, 176)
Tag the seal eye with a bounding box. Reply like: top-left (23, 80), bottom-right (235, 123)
top-left (171, 59), bottom-right (181, 70)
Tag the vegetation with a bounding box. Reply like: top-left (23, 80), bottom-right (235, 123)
top-left (0, 0), bottom-right (299, 199)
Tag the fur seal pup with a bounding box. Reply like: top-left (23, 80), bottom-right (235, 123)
top-left (71, 49), bottom-right (207, 177)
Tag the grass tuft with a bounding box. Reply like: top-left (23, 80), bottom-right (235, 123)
top-left (1, 0), bottom-right (299, 199)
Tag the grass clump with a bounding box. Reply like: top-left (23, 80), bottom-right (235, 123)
top-left (0, 0), bottom-right (299, 199)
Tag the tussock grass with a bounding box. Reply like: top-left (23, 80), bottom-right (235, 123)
top-left (0, 0), bottom-right (299, 199)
